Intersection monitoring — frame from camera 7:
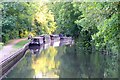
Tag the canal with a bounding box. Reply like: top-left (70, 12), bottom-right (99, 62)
top-left (5, 39), bottom-right (118, 78)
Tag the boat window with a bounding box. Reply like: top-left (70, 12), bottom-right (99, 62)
top-left (33, 39), bottom-right (39, 42)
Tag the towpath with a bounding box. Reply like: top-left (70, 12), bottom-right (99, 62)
top-left (0, 38), bottom-right (27, 63)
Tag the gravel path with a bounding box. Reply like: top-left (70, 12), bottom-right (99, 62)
top-left (0, 38), bottom-right (27, 63)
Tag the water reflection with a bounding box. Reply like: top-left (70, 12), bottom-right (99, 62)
top-left (32, 46), bottom-right (59, 78)
top-left (51, 41), bottom-right (60, 47)
top-left (29, 45), bottom-right (42, 54)
top-left (6, 39), bottom-right (118, 78)
top-left (6, 40), bottom-right (73, 78)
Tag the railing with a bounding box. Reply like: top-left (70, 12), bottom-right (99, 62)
top-left (0, 43), bottom-right (29, 79)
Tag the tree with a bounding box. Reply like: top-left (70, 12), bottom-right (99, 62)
top-left (1, 2), bottom-right (57, 43)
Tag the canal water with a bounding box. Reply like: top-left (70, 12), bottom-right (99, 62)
top-left (6, 39), bottom-right (118, 78)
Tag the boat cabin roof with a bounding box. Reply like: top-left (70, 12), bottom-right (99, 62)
top-left (50, 34), bottom-right (59, 37)
top-left (33, 37), bottom-right (43, 39)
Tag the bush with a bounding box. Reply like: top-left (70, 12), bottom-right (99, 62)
top-left (2, 34), bottom-right (9, 43)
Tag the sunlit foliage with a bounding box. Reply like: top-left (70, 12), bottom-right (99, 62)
top-left (34, 5), bottom-right (57, 34)
top-left (1, 2), bottom-right (57, 43)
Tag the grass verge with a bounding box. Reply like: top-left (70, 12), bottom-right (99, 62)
top-left (0, 42), bottom-right (4, 50)
top-left (13, 40), bottom-right (29, 49)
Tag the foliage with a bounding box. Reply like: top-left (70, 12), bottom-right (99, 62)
top-left (2, 2), bottom-right (119, 52)
top-left (49, 2), bottom-right (82, 37)
top-left (3, 1), bottom-right (119, 78)
top-left (49, 2), bottom-right (119, 53)
top-left (1, 2), bottom-right (57, 43)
